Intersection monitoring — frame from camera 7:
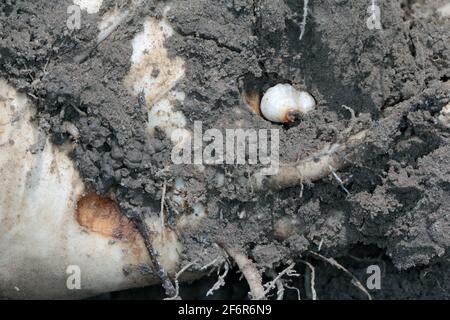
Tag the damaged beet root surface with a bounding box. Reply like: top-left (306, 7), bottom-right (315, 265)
top-left (0, 0), bottom-right (449, 299)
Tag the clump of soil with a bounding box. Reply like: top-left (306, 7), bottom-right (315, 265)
top-left (1, 0), bottom-right (449, 299)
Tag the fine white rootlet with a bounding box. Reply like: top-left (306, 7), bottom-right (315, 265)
top-left (260, 84), bottom-right (316, 123)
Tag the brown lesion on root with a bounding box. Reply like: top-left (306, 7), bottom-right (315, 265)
top-left (75, 192), bottom-right (180, 297)
top-left (75, 193), bottom-right (139, 242)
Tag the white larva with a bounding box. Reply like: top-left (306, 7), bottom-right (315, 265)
top-left (260, 84), bottom-right (316, 123)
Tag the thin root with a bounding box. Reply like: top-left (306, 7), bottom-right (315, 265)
top-left (200, 256), bottom-right (221, 272)
top-left (266, 270), bottom-right (285, 300)
top-left (328, 165), bottom-right (350, 195)
top-left (264, 263), bottom-right (299, 298)
top-left (255, 129), bottom-right (368, 191)
top-left (165, 260), bottom-right (199, 300)
top-left (160, 181), bottom-right (167, 227)
top-left (340, 105), bottom-right (357, 139)
top-left (298, 260), bottom-right (317, 300)
top-left (299, 0), bottom-right (310, 40)
top-left (285, 284), bottom-right (301, 300)
top-left (217, 243), bottom-right (267, 300)
top-left (308, 251), bottom-right (372, 300)
top-left (134, 213), bottom-right (177, 298)
top-left (206, 261), bottom-right (230, 297)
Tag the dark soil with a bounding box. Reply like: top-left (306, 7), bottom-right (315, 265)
top-left (1, 0), bottom-right (449, 299)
